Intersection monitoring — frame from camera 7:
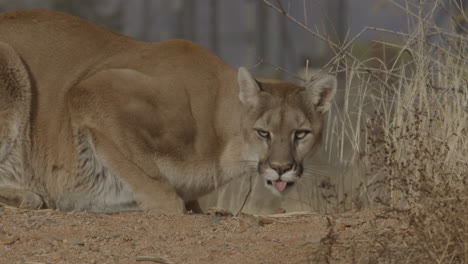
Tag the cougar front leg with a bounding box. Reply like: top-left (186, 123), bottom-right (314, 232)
top-left (0, 42), bottom-right (31, 162)
top-left (89, 128), bottom-right (186, 215)
top-left (0, 187), bottom-right (44, 209)
top-left (0, 42), bottom-right (36, 209)
top-left (67, 68), bottom-right (188, 214)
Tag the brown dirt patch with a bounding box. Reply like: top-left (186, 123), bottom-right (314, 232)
top-left (0, 206), bottom-right (420, 263)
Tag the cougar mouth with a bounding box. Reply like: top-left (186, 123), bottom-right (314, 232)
top-left (266, 180), bottom-right (295, 192)
top-left (258, 162), bottom-right (301, 194)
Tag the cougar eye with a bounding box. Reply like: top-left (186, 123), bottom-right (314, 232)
top-left (294, 130), bottom-right (310, 140)
top-left (256, 129), bottom-right (270, 139)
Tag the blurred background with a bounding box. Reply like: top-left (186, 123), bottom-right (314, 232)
top-left (0, 0), bottom-right (440, 77)
top-left (1, 0), bottom-right (466, 215)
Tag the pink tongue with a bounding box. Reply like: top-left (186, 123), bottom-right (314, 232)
top-left (272, 180), bottom-right (287, 192)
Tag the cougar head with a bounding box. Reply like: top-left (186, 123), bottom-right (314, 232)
top-left (238, 67), bottom-right (336, 195)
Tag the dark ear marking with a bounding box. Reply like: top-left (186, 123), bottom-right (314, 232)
top-left (316, 90), bottom-right (330, 108)
top-left (255, 79), bottom-right (264, 92)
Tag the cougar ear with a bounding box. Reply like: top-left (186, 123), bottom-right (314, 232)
top-left (306, 74), bottom-right (337, 113)
top-left (238, 67), bottom-right (262, 106)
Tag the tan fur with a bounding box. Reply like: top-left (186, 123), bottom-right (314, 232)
top-left (0, 10), bottom-right (336, 214)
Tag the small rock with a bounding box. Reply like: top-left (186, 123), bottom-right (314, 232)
top-left (208, 216), bottom-right (223, 223)
top-left (257, 217), bottom-right (274, 226)
top-left (271, 208), bottom-right (286, 214)
top-left (64, 238), bottom-right (85, 246)
top-left (43, 219), bottom-right (57, 225)
top-left (238, 214), bottom-right (260, 232)
top-left (50, 252), bottom-right (63, 261)
top-left (206, 208), bottom-right (233, 217)
top-left (1, 235), bottom-right (19, 245)
top-left (309, 236), bottom-right (322, 243)
top-left (336, 219), bottom-right (359, 227)
top-left (136, 255), bottom-right (172, 263)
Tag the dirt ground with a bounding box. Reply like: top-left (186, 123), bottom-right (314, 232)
top-left (0, 205), bottom-right (415, 264)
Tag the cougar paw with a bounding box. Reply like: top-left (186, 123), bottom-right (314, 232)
top-left (141, 196), bottom-right (186, 216)
top-left (19, 192), bottom-right (44, 210)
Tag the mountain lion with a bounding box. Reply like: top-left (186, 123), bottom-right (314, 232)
top-left (0, 10), bottom-right (336, 214)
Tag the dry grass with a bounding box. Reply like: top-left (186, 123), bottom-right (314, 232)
top-left (265, 0), bottom-right (467, 262)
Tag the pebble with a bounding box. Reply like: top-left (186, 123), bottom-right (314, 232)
top-left (1, 235), bottom-right (19, 245)
top-left (64, 238), bottom-right (85, 246)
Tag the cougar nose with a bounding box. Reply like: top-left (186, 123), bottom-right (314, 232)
top-left (270, 163), bottom-right (293, 175)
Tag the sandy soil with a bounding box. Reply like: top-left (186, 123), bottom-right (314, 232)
top-left (0, 205), bottom-right (411, 264)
